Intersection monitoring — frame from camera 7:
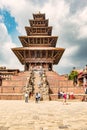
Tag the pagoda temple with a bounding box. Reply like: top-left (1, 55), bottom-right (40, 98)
top-left (0, 13), bottom-right (85, 100)
top-left (12, 13), bottom-right (65, 72)
top-left (11, 13), bottom-right (65, 100)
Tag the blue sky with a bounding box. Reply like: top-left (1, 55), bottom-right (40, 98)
top-left (0, 10), bottom-right (17, 34)
top-left (0, 0), bottom-right (87, 74)
top-left (0, 9), bottom-right (20, 43)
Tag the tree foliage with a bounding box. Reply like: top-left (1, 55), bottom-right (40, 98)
top-left (68, 70), bottom-right (78, 80)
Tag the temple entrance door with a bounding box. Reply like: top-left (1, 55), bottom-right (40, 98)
top-left (49, 64), bottom-right (52, 71)
top-left (36, 63), bottom-right (41, 70)
top-left (25, 63), bottom-right (29, 71)
top-left (0, 76), bottom-right (2, 86)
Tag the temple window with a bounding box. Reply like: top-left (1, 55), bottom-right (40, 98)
top-left (42, 51), bottom-right (46, 58)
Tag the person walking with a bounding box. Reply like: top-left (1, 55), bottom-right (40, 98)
top-left (35, 93), bottom-right (39, 103)
top-left (38, 92), bottom-right (41, 101)
top-left (24, 92), bottom-right (28, 103)
top-left (63, 92), bottom-right (67, 104)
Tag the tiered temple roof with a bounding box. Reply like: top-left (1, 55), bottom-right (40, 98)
top-left (12, 13), bottom-right (65, 71)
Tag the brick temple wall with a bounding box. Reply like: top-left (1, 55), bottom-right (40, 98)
top-left (46, 71), bottom-right (84, 100)
top-left (0, 71), bottom-right (30, 100)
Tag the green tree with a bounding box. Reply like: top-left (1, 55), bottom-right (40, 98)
top-left (68, 70), bottom-right (78, 80)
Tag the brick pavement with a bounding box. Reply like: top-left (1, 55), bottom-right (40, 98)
top-left (0, 100), bottom-right (87, 130)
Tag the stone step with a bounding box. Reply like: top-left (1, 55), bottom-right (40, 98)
top-left (34, 73), bottom-right (40, 93)
top-left (0, 86), bottom-right (23, 93)
top-left (0, 93), bottom-right (24, 100)
top-left (2, 80), bottom-right (27, 86)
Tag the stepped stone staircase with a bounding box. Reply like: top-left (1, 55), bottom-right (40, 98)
top-left (26, 70), bottom-right (49, 101)
top-left (0, 70), bottom-right (84, 100)
top-left (34, 71), bottom-right (40, 94)
top-left (25, 71), bottom-right (41, 100)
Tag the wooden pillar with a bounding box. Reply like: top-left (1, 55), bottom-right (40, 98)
top-left (24, 62), bottom-right (26, 71)
top-left (40, 38), bottom-right (41, 45)
top-left (46, 50), bottom-right (48, 58)
top-left (33, 37), bottom-right (34, 44)
top-left (36, 28), bottom-right (37, 33)
top-left (48, 37), bottom-right (49, 44)
top-left (29, 50), bottom-right (31, 58)
top-left (29, 63), bottom-right (31, 71)
top-left (52, 63), bottom-right (53, 70)
top-left (24, 50), bottom-right (26, 71)
top-left (24, 50), bottom-right (26, 58)
top-left (41, 50), bottom-right (42, 58)
top-left (52, 50), bottom-right (54, 58)
top-left (35, 50), bottom-right (37, 58)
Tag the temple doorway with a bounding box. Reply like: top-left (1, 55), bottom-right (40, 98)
top-left (0, 76), bottom-right (2, 86)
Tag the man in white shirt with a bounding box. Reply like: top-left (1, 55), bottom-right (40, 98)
top-left (25, 92), bottom-right (28, 103)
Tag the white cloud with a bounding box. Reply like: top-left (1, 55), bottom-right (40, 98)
top-left (0, 23), bottom-right (11, 43)
top-left (0, 22), bottom-right (23, 70)
top-left (41, 0), bottom-right (70, 35)
top-left (0, 15), bottom-right (3, 21)
top-left (58, 58), bottom-right (74, 67)
top-left (41, 0), bottom-right (69, 18)
top-left (69, 6), bottom-right (87, 39)
top-left (78, 25), bottom-right (87, 39)
top-left (64, 45), bottom-right (79, 57)
top-left (53, 45), bottom-right (79, 74)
